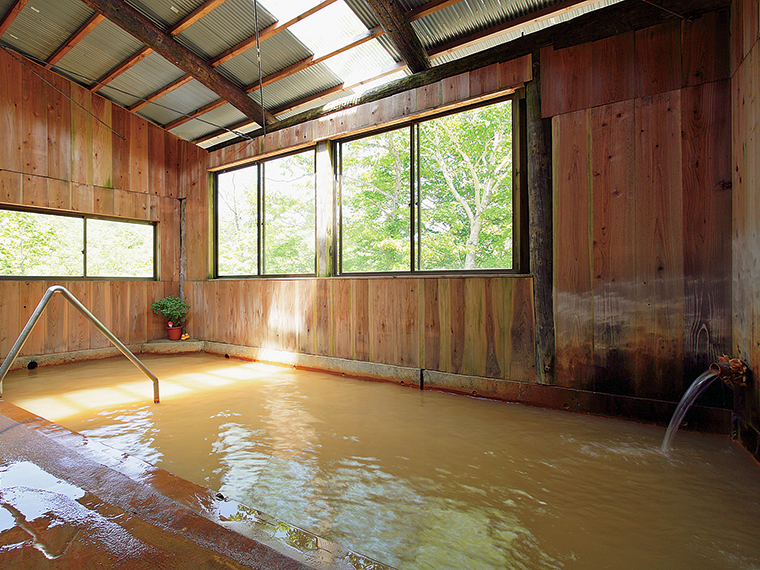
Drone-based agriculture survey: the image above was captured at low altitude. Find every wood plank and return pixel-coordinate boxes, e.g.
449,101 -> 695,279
333,279 -> 351,359
468,63 -> 499,98
553,109 -> 594,389
509,277 -> 536,382
498,53 -> 532,89
463,277 -> 487,377
590,100 -> 637,396
129,282 -> 148,344
591,31 -> 634,107
395,278 -> 418,368
682,9 -> 730,87
634,20 -> 682,98
315,279 -> 332,356
540,42 -> 592,117
129,113 -> 148,193
46,71 -> 72,182
633,91 -> 684,400
66,281 -> 89,351
449,277 -> 465,374
92,95 -> 113,188
89,281 -> 112,349
148,126 -> 166,196
681,81 -> 732,381
0,282 -> 20,359
71,85 -> 93,185
483,277 -> 503,379
19,281 -> 46,356
22,175 -> 47,207
0,49 -> 22,171
352,278 -> 369,361
370,279 -> 393,365
423,278 -> 441,371
112,106 -> 130,190
47,179 -> 71,210
436,278 -> 451,373
0,170 -> 23,203
22,64 -> 48,177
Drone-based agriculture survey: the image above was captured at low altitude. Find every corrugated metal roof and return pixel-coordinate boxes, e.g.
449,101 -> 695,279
126,0 -> 209,29
2,0 -> 93,62
175,0 -> 278,60
169,102 -> 251,142
138,79 -> 221,125
55,18 -> 145,87
97,52 -> 186,109
261,64 -> 343,110
216,29 -> 314,86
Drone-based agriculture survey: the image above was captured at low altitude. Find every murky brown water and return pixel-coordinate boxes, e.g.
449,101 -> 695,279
4,353 -> 760,570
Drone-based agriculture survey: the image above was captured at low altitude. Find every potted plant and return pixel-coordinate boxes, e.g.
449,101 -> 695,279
151,296 -> 190,340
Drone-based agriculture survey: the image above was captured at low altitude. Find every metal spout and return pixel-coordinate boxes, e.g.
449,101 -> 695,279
709,355 -> 748,387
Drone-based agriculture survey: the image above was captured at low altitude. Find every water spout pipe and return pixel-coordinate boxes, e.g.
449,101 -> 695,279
709,357 -> 748,387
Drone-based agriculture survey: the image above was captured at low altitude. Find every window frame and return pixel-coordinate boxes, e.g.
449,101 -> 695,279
337,94 -> 523,276
0,204 -> 158,281
213,147 -> 318,279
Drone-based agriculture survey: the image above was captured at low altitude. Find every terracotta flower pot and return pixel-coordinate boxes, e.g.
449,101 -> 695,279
167,325 -> 182,340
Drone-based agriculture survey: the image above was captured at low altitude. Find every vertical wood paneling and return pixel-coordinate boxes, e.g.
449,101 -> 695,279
47,72 -> 71,182
149,127 -> 166,196
540,43 -> 592,117
45,282 -> 68,355
22,66 -> 48,177
333,279 -> 351,359
352,279 -> 369,361
681,81 -> 732,380
634,91 -> 684,399
297,279 -> 315,354
89,281 -> 111,349
423,278 -> 440,371
129,113 -> 148,193
71,85 -> 93,185
0,171 -> 22,203
553,109 -> 594,389
509,277 -> 535,382
682,10 -> 730,87
0,282 -> 20,358
19,281 -> 46,356
0,53 -> 22,171
395,279 -> 418,368
112,106 -> 130,191
92,96 -> 113,188
449,278 -> 465,374
592,32 -> 635,107
463,278 -> 487,377
591,100 -> 636,395
315,279 -> 331,356
635,20 -> 682,98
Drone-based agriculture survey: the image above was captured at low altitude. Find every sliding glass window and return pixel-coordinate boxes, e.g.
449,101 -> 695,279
215,148 -> 316,277
340,97 -> 514,273
0,208 -> 155,278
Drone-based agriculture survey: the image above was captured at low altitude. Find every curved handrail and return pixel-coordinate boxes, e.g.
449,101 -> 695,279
0,285 -> 159,403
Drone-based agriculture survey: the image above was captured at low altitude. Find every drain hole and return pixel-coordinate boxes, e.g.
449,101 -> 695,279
27,361 -> 38,370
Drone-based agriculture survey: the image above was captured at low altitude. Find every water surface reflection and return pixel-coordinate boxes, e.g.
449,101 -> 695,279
4,354 -> 760,570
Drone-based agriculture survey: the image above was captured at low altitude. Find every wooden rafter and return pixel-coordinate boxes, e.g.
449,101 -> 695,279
0,0 -> 28,37
80,0 -> 275,125
131,0 -> 340,113
364,0 -> 431,73
91,0 -> 227,92
45,13 -> 105,69
162,26 -> 383,131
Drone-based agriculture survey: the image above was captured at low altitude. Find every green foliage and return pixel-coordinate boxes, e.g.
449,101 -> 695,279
341,99 -> 513,272
150,296 -> 190,326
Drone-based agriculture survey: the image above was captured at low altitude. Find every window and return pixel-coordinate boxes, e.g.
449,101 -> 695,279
215,149 -> 316,277
340,98 -> 514,273
0,208 -> 155,278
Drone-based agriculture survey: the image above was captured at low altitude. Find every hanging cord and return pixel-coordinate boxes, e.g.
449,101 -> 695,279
252,0 -> 267,135
0,42 -> 257,142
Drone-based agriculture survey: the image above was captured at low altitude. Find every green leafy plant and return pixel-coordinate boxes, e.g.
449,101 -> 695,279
150,296 -> 190,327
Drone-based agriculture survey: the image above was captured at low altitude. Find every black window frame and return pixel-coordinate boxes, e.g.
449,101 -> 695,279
213,147 -> 318,278
337,94 -> 523,276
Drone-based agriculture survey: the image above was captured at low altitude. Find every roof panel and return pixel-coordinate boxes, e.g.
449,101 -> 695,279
126,0 -> 209,29
97,52 -> 185,108
175,0 -> 278,60
138,79 -> 221,125
261,63 -> 343,111
216,29 -> 314,87
2,0 -> 94,63
56,18 -> 146,87
170,102 -> 252,142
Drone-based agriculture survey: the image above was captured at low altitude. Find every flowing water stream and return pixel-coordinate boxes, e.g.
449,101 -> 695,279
4,353 -> 760,570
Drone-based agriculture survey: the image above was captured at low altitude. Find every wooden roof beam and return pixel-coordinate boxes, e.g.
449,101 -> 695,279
80,0 -> 275,125
90,0 -> 226,92
364,0 -> 431,73
45,13 -> 105,69
0,0 -> 28,37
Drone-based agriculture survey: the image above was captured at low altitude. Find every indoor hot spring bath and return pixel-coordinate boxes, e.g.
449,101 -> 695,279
3,353 -> 760,570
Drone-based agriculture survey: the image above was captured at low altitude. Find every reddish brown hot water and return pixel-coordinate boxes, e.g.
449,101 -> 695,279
4,354 -> 760,569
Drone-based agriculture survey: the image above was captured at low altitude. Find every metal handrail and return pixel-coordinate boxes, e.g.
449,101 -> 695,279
0,285 -> 159,403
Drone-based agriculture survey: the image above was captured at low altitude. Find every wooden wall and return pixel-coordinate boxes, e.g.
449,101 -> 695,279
187,56 -> 538,383
0,49 -> 206,358
185,277 -> 536,381
543,11 -> 733,401
731,0 -> 760,448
